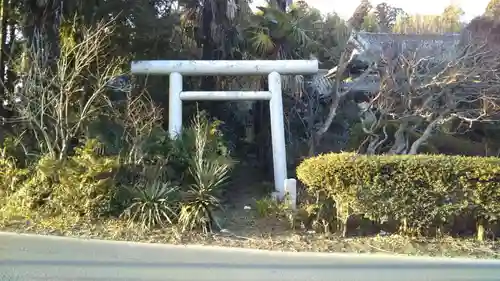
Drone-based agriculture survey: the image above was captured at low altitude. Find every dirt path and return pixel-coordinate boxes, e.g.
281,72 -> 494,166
215,163 -> 292,238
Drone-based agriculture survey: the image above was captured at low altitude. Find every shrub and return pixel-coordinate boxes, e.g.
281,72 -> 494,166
296,153 -> 369,236
119,112 -> 233,232
0,138 -> 29,199
3,139 -> 119,218
1,111 -> 233,234
0,154 -> 27,199
177,112 -> 232,233
122,179 -> 180,230
49,139 -> 119,218
297,152 -> 500,240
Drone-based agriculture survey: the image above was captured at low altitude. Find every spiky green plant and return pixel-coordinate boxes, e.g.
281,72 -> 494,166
177,112 -> 232,233
122,180 -> 180,230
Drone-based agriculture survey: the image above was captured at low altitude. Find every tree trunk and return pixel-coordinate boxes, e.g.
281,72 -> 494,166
387,122 -> 407,154
0,0 -> 8,102
5,15 -> 15,94
252,78 -> 272,179
22,0 -> 61,72
476,217 -> 486,242
408,117 -> 442,155
199,2 -> 216,92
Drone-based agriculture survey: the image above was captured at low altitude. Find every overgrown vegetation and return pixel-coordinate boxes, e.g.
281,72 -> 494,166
0,111 -> 233,233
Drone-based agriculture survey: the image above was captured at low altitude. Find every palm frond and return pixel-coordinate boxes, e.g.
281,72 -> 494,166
249,29 -> 275,55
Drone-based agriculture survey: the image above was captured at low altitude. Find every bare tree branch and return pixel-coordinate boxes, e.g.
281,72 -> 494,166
5,19 -> 127,159
363,35 -> 500,154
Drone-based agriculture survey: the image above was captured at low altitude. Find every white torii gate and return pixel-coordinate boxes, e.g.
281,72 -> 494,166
131,60 -> 318,205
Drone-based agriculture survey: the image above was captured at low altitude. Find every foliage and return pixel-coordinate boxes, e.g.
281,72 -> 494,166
246,4 -> 318,59
177,112 -> 233,233
485,0 -> 500,18
1,139 -> 118,219
5,20 -> 126,160
392,5 -> 464,34
362,2 -> 406,32
0,138 -> 28,198
122,179 -> 180,230
0,111 -> 233,233
116,112 -> 233,232
297,152 -> 500,240
142,111 -> 233,187
255,196 -> 288,218
49,140 -> 119,218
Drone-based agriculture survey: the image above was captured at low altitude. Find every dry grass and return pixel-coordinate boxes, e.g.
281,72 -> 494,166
1,205 -> 498,259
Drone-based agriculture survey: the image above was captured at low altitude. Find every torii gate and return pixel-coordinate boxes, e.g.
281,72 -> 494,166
131,60 -> 318,207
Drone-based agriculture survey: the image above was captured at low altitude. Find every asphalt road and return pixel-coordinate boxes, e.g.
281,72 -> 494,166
1,232 -> 500,281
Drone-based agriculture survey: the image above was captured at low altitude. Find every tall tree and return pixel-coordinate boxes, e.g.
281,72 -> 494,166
485,0 -> 500,18
361,12 -> 379,32
348,0 -> 372,30
248,0 -> 310,176
0,0 -> 20,118
441,4 -> 464,33
0,0 -> 9,101
393,13 -> 460,34
373,2 -> 404,32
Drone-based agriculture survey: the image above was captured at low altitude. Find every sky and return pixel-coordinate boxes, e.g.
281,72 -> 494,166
252,0 -> 491,21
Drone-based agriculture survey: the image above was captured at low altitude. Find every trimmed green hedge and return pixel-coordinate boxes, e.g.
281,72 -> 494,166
296,153 -> 500,240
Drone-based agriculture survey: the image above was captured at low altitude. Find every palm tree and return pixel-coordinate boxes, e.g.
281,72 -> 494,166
245,0 -> 322,167
179,0 -> 250,89
177,0 -> 250,123
246,1 -> 318,61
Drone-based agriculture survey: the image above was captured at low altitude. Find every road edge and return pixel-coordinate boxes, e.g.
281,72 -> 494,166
1,230 -> 500,264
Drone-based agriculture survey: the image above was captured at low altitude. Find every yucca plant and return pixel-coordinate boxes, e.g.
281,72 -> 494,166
178,113 -> 232,233
122,180 -> 180,230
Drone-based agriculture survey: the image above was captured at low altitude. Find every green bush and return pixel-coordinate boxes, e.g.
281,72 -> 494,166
49,140 -> 119,217
121,178 -> 180,230
4,139 -> 119,218
297,153 -> 500,240
0,138 -> 29,199
0,154 -> 27,199
119,112 -> 233,232
1,112 -> 233,233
